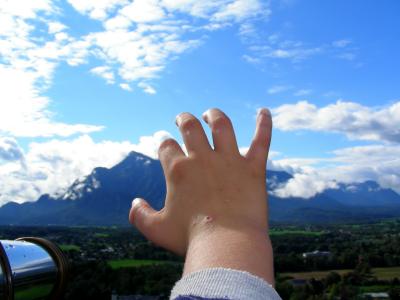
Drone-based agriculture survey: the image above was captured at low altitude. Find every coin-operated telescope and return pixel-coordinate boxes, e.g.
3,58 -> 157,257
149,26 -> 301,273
0,238 -> 69,300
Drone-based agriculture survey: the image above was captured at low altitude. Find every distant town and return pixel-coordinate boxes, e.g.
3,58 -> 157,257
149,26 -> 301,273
1,219 -> 399,299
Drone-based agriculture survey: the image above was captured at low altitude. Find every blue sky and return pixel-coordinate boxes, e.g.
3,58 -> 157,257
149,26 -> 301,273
0,0 -> 399,204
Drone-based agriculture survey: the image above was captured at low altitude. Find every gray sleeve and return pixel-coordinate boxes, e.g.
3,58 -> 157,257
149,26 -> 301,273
170,267 -> 282,300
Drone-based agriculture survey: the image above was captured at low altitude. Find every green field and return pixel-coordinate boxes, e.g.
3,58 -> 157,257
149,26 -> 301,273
282,266 -> 400,280
107,259 -> 170,269
59,244 -> 81,251
359,285 -> 391,293
373,267 -> 400,280
14,283 -> 53,299
270,229 -> 324,236
94,232 -> 110,238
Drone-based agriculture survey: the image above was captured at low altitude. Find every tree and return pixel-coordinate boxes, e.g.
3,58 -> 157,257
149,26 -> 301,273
325,272 -> 341,287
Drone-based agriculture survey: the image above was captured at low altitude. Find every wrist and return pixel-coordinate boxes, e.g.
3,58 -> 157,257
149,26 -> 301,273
183,223 -> 274,285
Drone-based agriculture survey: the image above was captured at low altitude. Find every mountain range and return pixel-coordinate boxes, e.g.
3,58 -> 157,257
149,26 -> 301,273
1,151 -> 400,225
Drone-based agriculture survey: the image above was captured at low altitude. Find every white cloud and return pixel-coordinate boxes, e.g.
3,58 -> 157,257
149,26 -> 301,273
242,54 -> 262,64
3,0 -> 270,96
243,33 -> 357,65
104,15 -> 131,30
120,0 -> 165,23
272,171 -> 338,199
119,83 -> 132,91
0,66 -> 103,138
138,81 -> 156,94
0,2 -> 103,138
270,157 -> 322,172
0,137 -> 24,162
86,27 -> 200,88
66,0 -> 128,20
332,144 -> 400,165
133,130 -> 172,158
160,0 -> 268,20
267,85 -> 291,94
273,100 -> 400,143
0,131 -> 173,206
293,89 -> 312,96
267,47 -> 322,60
268,151 -> 282,159
0,0 -> 53,19
239,23 -> 258,41
239,147 -> 249,156
85,24 -> 190,89
48,22 -> 68,34
247,38 -> 323,62
337,53 -> 356,61
212,0 -> 267,22
90,66 -> 115,84
328,144 -> 400,193
269,144 -> 400,198
332,39 -> 352,48
65,0 -> 268,92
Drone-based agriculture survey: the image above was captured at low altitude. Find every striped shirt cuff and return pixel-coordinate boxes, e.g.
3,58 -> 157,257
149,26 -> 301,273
170,267 -> 282,300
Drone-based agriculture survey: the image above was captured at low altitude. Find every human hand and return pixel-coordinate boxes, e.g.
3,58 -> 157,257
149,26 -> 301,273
129,108 -> 274,283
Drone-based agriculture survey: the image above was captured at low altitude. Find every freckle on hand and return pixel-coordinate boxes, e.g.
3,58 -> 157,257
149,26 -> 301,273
205,215 -> 213,223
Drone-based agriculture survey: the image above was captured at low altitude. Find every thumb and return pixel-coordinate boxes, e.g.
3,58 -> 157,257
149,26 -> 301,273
129,198 -> 164,244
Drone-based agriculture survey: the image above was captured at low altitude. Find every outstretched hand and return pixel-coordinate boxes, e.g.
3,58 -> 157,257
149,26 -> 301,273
129,108 -> 274,284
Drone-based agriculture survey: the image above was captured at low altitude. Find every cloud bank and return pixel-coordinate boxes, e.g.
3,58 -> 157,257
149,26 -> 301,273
273,100 -> 400,143
0,131 -> 172,206
0,0 -> 269,138
265,100 -> 400,198
269,144 -> 400,198
64,0 -> 269,93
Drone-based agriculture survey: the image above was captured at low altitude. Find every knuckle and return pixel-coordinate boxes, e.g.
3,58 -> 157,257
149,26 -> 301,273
212,115 -> 231,130
143,214 -> 157,231
158,138 -> 177,152
250,161 -> 266,178
180,117 -> 199,132
169,157 -> 187,182
169,157 -> 186,172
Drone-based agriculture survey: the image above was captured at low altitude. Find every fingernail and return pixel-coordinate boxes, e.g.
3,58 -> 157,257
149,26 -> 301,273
258,108 -> 271,117
257,109 -> 272,128
175,114 -> 182,126
132,198 -> 142,209
202,110 -> 209,123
